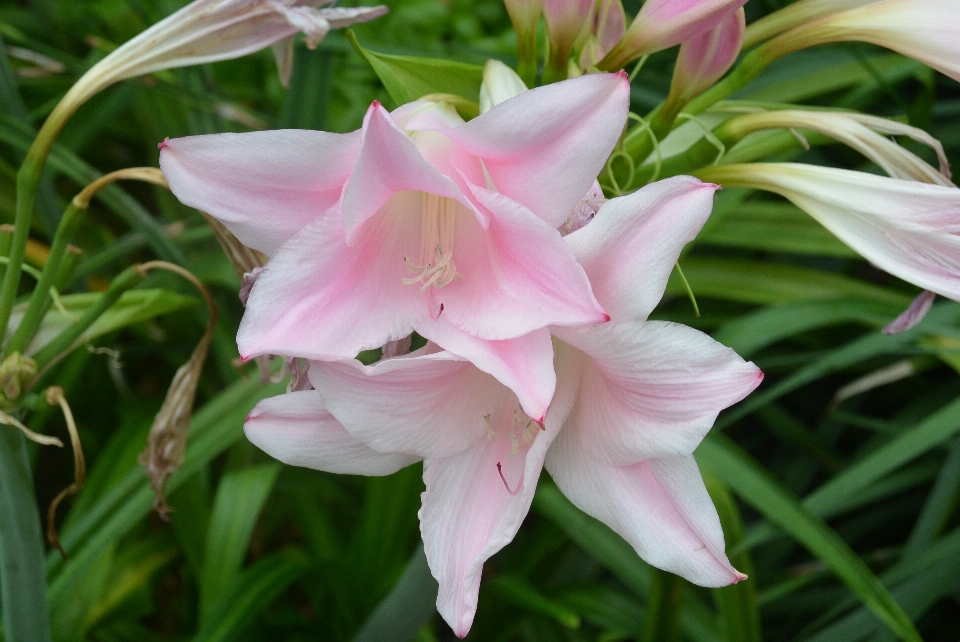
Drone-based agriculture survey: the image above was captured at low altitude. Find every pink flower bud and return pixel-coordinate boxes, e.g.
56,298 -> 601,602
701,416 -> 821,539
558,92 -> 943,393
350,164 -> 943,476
601,0 -> 747,70
669,8 -> 744,103
542,0 -> 596,68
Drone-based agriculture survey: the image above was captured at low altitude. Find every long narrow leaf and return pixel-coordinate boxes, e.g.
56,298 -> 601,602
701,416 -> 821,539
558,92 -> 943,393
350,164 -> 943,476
696,435 -> 922,642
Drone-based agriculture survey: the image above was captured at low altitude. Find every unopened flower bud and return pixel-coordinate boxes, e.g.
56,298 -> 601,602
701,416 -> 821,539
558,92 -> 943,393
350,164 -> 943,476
543,0 -> 596,71
668,8 -> 744,104
600,0 -> 747,70
479,60 -> 528,114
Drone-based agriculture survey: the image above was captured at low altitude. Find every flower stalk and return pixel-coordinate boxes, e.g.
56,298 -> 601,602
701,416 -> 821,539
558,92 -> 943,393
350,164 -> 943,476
5,169 -> 168,357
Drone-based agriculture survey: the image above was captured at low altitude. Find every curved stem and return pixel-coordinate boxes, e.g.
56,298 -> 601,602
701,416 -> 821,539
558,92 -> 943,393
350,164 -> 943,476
32,265 -> 144,370
5,169 -> 167,356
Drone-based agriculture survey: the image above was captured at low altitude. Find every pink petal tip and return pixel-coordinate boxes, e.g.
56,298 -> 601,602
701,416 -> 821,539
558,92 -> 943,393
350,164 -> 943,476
615,69 -> 629,80
157,137 -> 170,149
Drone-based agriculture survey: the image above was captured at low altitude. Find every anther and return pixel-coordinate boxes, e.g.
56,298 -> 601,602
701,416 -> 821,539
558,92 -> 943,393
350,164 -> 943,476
508,433 -> 519,457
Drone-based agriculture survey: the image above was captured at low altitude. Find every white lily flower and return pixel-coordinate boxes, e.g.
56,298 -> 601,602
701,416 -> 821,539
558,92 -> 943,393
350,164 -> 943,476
701,163 -> 960,302
767,0 -> 960,84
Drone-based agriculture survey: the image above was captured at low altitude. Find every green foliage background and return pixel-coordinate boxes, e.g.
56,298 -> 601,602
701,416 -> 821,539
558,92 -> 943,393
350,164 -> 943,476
0,0 -> 959,640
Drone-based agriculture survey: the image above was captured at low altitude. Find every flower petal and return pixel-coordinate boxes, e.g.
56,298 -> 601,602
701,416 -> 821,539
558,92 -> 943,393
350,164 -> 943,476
710,163 -> 960,301
160,129 -> 359,256
565,176 -> 718,322
440,183 -> 609,338
341,102 -> 476,245
310,351 -> 508,459
443,73 -> 630,228
422,349 -> 580,636
545,446 -> 745,587
245,390 -> 419,475
418,320 -> 556,423
237,198 -> 426,360
553,321 -> 762,464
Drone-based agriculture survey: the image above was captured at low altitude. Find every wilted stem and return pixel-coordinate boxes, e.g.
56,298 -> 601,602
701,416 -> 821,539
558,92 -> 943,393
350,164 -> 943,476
44,386 -> 85,559
136,261 -> 217,517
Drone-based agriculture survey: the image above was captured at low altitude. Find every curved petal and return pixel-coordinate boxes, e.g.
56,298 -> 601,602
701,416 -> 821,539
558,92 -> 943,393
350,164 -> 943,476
237,199 -> 427,360
715,163 -> 960,301
418,320 -> 556,423
439,184 -> 608,339
245,391 -> 419,475
422,348 -> 580,636
565,176 -> 718,322
341,102 -> 476,245
545,445 -> 745,587
553,321 -> 762,465
160,129 -> 358,256
444,73 -> 630,228
310,352 -> 509,459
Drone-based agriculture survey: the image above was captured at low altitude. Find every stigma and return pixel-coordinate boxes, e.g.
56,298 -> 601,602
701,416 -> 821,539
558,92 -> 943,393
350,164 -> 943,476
402,192 -> 463,289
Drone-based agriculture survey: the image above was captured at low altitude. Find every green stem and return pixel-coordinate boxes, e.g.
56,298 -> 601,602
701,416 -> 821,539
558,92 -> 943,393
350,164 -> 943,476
54,245 -> 83,291
0,224 -> 13,287
541,46 -> 569,85
6,202 -> 85,355
32,265 -> 144,369
643,568 -> 685,642
1,95 -> 85,351
0,427 -> 53,642
516,29 -> 539,87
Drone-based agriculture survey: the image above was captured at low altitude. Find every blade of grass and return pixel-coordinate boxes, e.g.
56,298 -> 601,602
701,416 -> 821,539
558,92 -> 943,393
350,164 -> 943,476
696,435 -> 922,642
0,428 -> 53,642
353,544 -> 438,642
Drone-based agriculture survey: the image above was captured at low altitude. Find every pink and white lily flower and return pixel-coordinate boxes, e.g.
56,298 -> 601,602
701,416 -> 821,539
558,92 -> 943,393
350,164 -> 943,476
161,72 -> 630,420
244,176 -> 763,636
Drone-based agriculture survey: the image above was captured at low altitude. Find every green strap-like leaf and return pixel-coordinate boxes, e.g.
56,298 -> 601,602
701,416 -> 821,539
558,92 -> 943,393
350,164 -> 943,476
696,435 -> 922,642
0,429 -> 53,642
199,463 -> 281,625
353,544 -> 438,642
347,31 -> 483,110
194,550 -> 310,642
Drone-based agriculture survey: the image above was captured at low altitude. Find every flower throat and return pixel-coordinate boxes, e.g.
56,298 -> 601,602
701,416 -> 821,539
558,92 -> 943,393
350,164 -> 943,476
403,193 -> 463,290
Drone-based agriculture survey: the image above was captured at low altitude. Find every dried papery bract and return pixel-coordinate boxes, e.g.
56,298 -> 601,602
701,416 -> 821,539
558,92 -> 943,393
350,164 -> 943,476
137,262 -> 218,518
202,212 -> 268,280
0,352 -> 37,410
668,8 -> 744,106
45,386 -> 84,558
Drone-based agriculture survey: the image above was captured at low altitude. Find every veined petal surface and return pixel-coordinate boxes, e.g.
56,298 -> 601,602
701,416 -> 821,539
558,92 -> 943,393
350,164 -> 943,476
444,73 -> 630,228
245,390 -> 419,475
553,321 -> 762,465
160,129 -> 359,255
565,176 -> 718,322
